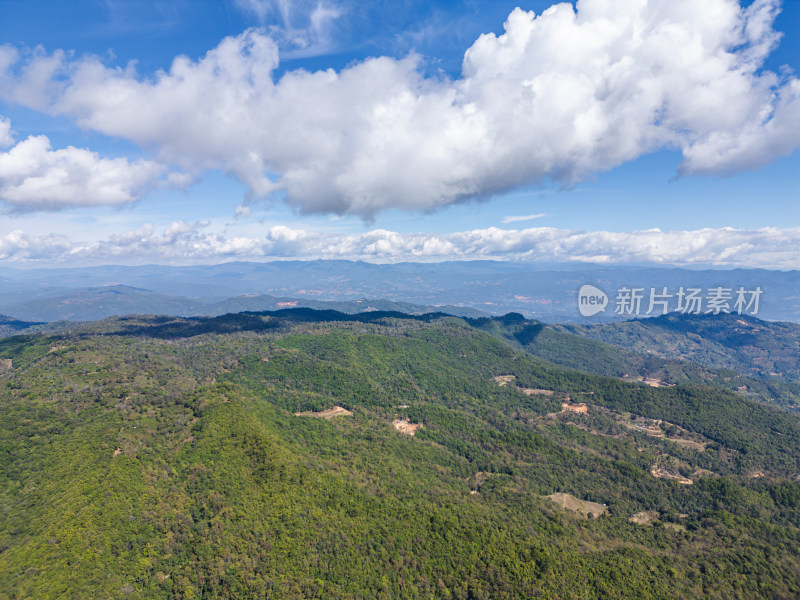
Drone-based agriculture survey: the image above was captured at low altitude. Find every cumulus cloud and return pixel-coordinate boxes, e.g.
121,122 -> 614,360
0,125 -> 184,211
1,0 -> 798,217
0,229 -> 72,261
1,222 -> 797,268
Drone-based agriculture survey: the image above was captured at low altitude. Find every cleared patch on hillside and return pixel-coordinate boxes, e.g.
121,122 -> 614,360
494,375 -> 565,405
294,406 -> 353,419
545,493 -> 607,519
629,511 -> 660,526
493,375 -> 516,386
650,466 -> 693,485
393,419 -> 423,435
617,412 -> 708,451
519,388 -> 555,396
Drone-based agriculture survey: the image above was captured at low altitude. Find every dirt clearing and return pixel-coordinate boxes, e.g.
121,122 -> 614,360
545,493 -> 607,518
294,406 -> 353,419
519,388 -> 555,396
651,466 -> 693,485
393,419 -> 423,435
629,511 -> 660,525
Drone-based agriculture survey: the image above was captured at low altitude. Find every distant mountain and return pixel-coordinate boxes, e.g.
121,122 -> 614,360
0,314 -> 43,337
1,261 -> 798,322
556,312 -> 800,382
0,285 -> 488,323
0,285 -> 210,322
205,295 -> 488,319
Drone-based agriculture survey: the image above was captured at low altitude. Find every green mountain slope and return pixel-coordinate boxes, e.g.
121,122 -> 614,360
468,313 -> 800,411
559,313 -> 800,381
2,310 -> 800,599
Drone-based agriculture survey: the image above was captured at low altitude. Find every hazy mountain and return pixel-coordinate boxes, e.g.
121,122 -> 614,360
1,261 -> 798,323
0,284 -> 488,323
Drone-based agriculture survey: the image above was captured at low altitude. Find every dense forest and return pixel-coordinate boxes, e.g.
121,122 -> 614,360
1,309 -> 800,599
470,312 -> 800,412
558,312 -> 800,382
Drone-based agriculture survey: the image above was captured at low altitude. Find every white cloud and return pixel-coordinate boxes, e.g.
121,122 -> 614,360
501,213 -> 548,224
0,125 -> 184,211
0,229 -> 72,261
0,116 -> 13,147
1,222 -> 798,268
1,0 -> 798,217
234,0 -> 344,57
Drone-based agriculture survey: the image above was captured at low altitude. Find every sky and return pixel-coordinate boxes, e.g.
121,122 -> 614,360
0,0 -> 798,268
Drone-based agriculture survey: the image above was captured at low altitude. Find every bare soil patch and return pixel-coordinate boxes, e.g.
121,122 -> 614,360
493,375 -> 516,386
671,438 -> 707,451
545,493 -> 607,519
620,414 -> 706,450
643,378 -> 675,388
629,510 -> 660,526
519,388 -> 555,396
294,406 -> 353,419
393,419 -> 422,435
621,375 -> 675,388
650,466 -> 693,485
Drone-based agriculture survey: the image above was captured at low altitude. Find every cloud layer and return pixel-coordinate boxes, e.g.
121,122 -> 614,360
0,0 -> 798,217
2,222 -> 797,268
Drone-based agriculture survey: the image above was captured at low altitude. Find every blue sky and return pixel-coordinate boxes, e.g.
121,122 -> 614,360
0,0 -> 798,267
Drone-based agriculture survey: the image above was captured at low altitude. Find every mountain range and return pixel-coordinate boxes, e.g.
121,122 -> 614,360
1,261 -> 798,322
2,308 -> 800,598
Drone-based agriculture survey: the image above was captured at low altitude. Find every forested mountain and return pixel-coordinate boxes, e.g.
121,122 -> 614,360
0,315 -> 43,338
2,309 -> 800,599
559,313 -> 800,381
470,312 -> 800,412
